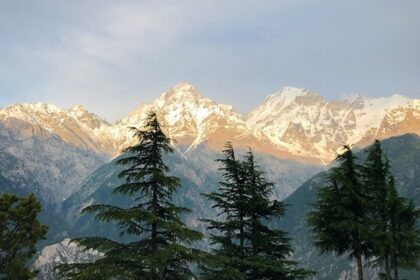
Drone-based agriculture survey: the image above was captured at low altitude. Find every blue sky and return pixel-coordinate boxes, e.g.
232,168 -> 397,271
1,0 -> 419,121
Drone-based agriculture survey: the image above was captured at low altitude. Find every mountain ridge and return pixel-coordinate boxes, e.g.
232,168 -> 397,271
1,82 -> 418,164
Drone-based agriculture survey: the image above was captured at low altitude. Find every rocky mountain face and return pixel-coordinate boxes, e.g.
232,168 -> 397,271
1,82 -> 418,204
33,238 -> 102,280
108,82 -> 314,162
0,104 -> 108,203
109,83 -> 420,164
247,87 -> 415,162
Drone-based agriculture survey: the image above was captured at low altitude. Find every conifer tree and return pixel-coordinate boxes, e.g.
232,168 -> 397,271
59,111 -> 203,280
202,144 -> 310,280
241,149 -> 310,280
362,140 -> 420,279
361,140 -> 392,279
0,193 -> 48,279
386,175 -> 420,280
307,146 -> 372,280
200,142 -> 247,279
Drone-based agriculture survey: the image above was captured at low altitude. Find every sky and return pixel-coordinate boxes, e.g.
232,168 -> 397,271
0,0 -> 419,122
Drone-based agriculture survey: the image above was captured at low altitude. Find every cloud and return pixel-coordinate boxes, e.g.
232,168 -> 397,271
6,2 -> 195,120
0,0 -> 419,121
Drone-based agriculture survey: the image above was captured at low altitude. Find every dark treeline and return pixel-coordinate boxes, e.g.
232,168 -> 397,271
1,112 -> 419,279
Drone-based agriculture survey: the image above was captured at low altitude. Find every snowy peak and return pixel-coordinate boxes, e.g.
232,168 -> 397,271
174,80 -> 197,91
66,104 -> 110,130
265,87 -> 323,108
113,82 -> 252,153
159,82 -> 201,104
1,83 -> 418,164
165,81 -> 201,98
0,102 -> 111,153
247,87 -> 324,124
268,86 -> 321,101
354,94 -> 409,111
0,102 -> 107,128
0,103 -> 61,121
247,87 -> 418,162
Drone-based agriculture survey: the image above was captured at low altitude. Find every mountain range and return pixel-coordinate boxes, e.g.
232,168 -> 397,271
1,82 -> 419,202
0,82 -> 419,279
3,83 -> 419,161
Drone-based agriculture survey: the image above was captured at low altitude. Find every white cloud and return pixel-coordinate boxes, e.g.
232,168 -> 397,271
1,0 -> 419,121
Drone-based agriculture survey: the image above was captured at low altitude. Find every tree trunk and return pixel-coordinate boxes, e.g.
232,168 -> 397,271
393,254 -> 399,280
393,266 -> 398,280
152,184 -> 158,250
356,253 -> 364,280
251,219 -> 258,280
239,213 -> 244,256
384,253 -> 391,280
151,179 -> 158,280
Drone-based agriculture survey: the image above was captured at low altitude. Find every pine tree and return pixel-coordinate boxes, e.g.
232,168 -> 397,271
59,111 -> 203,280
200,142 -> 247,279
361,140 -> 392,279
362,140 -> 420,279
240,149 -> 310,280
387,175 -> 420,280
307,145 -> 372,280
202,144 -> 310,280
0,193 -> 48,279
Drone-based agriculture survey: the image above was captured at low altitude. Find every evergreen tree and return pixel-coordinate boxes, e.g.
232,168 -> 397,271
59,111 -> 203,280
307,146 -> 372,280
200,142 -> 247,279
362,140 -> 420,279
202,144 -> 310,280
361,140 -> 392,279
241,149 -> 310,280
387,175 -> 420,280
0,193 -> 48,279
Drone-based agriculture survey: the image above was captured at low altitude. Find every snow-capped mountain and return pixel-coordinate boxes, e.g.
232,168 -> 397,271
0,82 -> 419,203
247,87 -> 414,162
109,81 -> 255,154
112,83 -> 418,163
0,104 -> 107,203
109,82 -> 304,162
0,103 -> 111,154
364,100 -> 420,144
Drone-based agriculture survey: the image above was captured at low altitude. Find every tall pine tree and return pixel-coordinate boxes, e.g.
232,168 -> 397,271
362,140 -> 420,279
200,142 -> 246,279
241,149 -> 310,280
387,175 -> 420,280
361,140 -> 392,279
59,111 -> 203,280
202,144 -> 310,280
0,193 -> 48,279
307,146 -> 372,280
